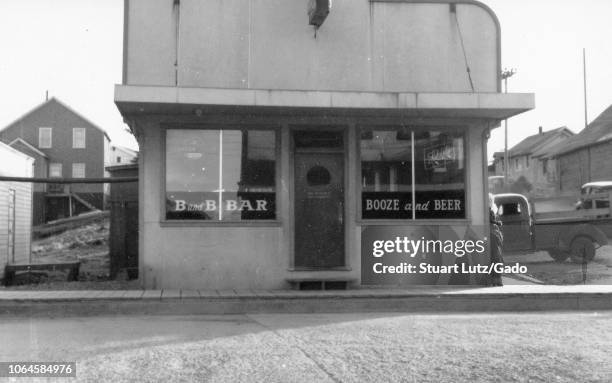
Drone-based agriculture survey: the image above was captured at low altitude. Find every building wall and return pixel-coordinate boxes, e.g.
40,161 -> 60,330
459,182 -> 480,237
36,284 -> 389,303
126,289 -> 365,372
0,100 -> 107,199
137,117 -> 488,289
8,140 -> 49,189
8,141 -> 49,224
110,146 -> 138,165
139,122 -> 285,289
0,145 -> 33,279
124,0 -> 502,289
589,140 -> 612,182
493,156 -> 503,175
493,130 -> 573,196
125,0 -> 499,93
559,140 -> 612,194
531,157 -> 559,198
559,149 -> 589,194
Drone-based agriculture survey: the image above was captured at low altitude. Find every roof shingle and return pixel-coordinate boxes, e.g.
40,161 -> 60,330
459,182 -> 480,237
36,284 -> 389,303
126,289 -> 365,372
553,105 -> 612,157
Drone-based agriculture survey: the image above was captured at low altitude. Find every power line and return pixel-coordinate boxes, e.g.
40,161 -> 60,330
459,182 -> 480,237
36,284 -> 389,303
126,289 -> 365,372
0,176 -> 137,184
452,7 -> 475,92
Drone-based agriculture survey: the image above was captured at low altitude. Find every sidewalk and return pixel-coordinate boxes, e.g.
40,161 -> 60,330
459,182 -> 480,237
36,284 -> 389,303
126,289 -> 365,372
2,278 -> 612,316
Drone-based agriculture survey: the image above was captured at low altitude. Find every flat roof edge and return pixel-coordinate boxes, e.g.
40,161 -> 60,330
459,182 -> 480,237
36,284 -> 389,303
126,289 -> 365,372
114,85 -> 534,116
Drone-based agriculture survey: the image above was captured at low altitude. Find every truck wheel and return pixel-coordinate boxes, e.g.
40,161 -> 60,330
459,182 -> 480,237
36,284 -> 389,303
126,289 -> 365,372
547,249 -> 569,262
569,236 -> 596,264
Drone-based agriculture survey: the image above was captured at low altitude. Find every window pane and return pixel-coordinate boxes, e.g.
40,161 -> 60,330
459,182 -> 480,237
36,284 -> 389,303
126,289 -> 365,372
72,163 -> 85,178
413,130 -> 465,219
49,163 -> 62,177
360,129 -> 412,219
73,128 -> 86,148
222,130 -> 276,221
165,129 -> 276,221
39,128 -> 52,148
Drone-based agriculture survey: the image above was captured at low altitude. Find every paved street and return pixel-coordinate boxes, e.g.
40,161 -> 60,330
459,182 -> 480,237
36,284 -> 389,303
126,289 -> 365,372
2,312 -> 612,382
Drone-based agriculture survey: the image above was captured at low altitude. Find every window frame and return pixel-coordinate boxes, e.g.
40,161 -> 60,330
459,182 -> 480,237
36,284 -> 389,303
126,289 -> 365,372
72,163 -> 86,178
72,127 -> 86,149
38,127 -> 52,148
49,163 -> 62,178
356,125 -> 469,223
161,124 -> 282,226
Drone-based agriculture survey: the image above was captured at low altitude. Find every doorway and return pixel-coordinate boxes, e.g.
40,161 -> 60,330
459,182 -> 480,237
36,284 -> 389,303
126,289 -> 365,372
293,131 -> 345,268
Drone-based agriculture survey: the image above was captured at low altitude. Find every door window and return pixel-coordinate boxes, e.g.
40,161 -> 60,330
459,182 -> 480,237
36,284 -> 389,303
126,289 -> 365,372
306,166 -> 331,186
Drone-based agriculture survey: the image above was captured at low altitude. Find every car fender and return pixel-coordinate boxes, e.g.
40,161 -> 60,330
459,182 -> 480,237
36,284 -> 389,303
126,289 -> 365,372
558,224 -> 608,251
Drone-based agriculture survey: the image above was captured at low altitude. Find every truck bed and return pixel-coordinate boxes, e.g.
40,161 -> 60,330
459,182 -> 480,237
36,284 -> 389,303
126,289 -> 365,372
535,208 -> 611,224
533,209 -> 612,250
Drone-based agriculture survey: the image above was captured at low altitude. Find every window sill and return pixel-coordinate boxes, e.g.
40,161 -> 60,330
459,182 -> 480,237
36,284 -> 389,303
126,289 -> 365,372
356,219 -> 471,226
159,220 -> 282,228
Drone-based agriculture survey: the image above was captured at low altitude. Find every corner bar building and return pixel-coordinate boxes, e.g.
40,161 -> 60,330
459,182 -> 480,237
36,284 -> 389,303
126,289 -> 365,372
115,0 -> 534,289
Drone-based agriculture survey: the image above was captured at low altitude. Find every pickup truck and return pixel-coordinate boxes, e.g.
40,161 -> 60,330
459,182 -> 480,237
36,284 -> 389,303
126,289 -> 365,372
492,193 -> 612,263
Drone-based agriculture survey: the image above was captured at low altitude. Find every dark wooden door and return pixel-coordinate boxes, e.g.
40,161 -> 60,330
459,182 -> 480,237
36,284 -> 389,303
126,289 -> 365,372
294,153 -> 344,268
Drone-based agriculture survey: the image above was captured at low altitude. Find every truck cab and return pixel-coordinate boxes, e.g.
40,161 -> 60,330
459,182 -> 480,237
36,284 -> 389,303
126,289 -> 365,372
492,193 -> 533,252
576,181 -> 612,210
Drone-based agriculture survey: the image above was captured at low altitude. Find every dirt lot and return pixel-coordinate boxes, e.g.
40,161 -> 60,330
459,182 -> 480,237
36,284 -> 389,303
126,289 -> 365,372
32,218 -> 110,278
506,245 -> 612,285
3,218 -> 140,290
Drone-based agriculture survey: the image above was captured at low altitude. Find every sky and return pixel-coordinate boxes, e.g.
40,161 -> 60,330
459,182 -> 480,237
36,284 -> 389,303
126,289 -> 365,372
483,0 -> 612,160
0,0 -> 611,157
0,0 -> 131,148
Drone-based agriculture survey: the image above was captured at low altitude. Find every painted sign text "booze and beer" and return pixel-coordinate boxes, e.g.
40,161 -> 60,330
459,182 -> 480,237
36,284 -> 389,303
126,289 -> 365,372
364,199 -> 462,211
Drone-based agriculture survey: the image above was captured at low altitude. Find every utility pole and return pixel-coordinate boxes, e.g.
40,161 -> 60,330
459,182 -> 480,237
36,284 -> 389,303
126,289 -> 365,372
583,48 -> 588,130
501,68 -> 516,186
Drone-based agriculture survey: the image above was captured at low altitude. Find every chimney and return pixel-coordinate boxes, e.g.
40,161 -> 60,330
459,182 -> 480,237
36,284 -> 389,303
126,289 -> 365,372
539,126 -> 543,134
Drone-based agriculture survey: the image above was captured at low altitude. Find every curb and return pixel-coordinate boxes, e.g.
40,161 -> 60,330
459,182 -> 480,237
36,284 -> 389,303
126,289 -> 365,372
1,290 -> 612,316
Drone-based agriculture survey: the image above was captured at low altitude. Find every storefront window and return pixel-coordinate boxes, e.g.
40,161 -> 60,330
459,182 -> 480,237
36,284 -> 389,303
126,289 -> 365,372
360,128 -> 465,219
165,129 -> 276,221
413,130 -> 465,219
361,129 -> 413,219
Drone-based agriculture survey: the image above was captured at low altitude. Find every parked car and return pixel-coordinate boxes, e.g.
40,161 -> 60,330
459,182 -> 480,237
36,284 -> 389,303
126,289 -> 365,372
576,181 -> 612,210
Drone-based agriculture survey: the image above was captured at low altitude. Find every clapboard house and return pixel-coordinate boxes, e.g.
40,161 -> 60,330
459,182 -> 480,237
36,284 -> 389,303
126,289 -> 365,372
0,142 -> 34,280
0,98 -> 110,224
493,126 -> 574,197
110,144 -> 138,165
553,105 -> 612,194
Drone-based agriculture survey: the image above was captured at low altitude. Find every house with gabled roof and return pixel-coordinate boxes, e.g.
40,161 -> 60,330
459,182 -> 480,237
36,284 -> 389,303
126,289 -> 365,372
109,144 -> 138,165
493,126 -> 574,197
0,97 -> 111,224
551,105 -> 612,194
0,141 -> 34,278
